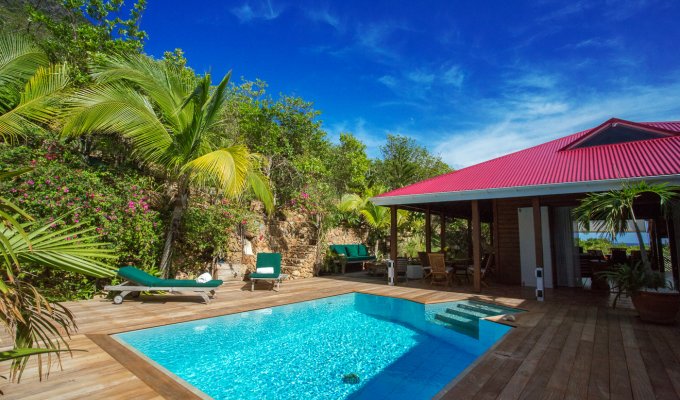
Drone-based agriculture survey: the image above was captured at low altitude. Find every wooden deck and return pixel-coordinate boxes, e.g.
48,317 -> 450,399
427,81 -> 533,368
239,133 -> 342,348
2,274 -> 679,399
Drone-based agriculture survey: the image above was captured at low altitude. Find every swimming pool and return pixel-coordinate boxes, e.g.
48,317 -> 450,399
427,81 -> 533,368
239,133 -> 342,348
116,293 -> 516,399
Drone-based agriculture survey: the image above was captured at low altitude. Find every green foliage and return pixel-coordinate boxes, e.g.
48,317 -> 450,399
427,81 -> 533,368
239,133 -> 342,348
574,181 -> 678,272
329,133 -> 370,195
24,0 -> 148,84
0,33 -> 71,141
0,142 -> 163,298
371,134 -> 451,190
178,199 -> 258,273
0,166 -> 115,382
599,262 -> 669,308
232,80 -> 333,205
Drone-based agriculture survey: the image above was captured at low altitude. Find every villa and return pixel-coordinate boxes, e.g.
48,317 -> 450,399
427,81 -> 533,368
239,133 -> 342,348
373,117 -> 680,293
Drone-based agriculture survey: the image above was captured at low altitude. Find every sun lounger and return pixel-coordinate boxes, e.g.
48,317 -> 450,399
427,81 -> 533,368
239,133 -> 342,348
104,266 -> 223,304
250,253 -> 288,291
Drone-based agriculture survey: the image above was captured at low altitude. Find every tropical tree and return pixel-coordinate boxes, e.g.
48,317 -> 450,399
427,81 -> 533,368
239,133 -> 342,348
0,169 -> 115,381
338,189 -> 407,256
61,54 -> 274,276
573,182 -> 678,273
0,33 -> 71,142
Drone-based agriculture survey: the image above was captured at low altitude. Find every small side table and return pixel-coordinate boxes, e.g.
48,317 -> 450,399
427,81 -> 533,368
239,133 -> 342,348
406,264 -> 424,279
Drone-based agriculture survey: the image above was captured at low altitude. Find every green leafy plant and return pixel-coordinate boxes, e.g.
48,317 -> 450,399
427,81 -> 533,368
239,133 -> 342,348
0,169 -> 115,382
61,53 -> 274,277
598,261 -> 667,308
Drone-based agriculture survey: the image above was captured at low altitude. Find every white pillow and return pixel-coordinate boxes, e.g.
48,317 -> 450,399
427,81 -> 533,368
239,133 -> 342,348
256,267 -> 275,274
196,272 -> 212,283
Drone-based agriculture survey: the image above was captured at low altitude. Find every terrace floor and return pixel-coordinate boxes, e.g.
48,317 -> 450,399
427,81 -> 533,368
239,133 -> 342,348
2,274 -> 680,399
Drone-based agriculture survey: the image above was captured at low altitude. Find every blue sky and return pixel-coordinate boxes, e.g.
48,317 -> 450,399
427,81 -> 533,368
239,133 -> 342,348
140,0 -> 680,168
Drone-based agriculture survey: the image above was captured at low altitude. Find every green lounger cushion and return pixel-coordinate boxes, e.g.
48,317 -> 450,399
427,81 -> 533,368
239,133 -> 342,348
117,266 -> 223,288
357,244 -> 369,256
346,245 -> 360,258
330,245 -> 348,256
251,252 -> 282,279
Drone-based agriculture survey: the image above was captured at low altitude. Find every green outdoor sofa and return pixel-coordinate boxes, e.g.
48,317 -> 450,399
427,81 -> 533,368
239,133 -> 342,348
329,244 -> 376,273
104,266 -> 223,304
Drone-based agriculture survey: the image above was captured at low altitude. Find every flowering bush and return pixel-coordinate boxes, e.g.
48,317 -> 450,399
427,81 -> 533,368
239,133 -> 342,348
176,198 -> 260,273
0,143 -> 165,299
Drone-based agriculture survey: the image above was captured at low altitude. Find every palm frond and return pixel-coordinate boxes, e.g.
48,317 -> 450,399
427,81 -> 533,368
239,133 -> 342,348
62,84 -> 172,162
0,63 -> 70,140
182,146 -> 251,196
0,33 -> 48,90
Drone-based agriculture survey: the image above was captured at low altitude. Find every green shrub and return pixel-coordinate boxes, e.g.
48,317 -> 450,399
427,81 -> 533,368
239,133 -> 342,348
0,142 -> 164,299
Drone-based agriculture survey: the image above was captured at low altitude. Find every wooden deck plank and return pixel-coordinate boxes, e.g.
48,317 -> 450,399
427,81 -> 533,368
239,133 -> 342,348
1,276 -> 677,400
564,306 -> 597,400
619,316 -> 656,400
587,307 -> 610,400
608,312 -> 633,400
632,321 -> 679,400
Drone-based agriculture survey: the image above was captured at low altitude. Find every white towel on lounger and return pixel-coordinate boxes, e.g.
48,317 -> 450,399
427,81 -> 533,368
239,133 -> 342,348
196,272 -> 212,283
256,267 -> 275,274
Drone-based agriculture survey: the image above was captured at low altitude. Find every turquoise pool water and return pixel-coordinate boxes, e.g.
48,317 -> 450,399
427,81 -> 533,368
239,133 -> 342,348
116,293 -> 514,399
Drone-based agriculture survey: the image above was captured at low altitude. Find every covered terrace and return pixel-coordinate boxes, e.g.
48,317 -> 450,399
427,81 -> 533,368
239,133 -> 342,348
372,118 -> 680,294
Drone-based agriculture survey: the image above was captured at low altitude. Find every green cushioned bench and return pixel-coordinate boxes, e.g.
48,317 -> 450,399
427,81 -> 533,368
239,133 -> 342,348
104,266 -> 223,304
329,244 -> 376,273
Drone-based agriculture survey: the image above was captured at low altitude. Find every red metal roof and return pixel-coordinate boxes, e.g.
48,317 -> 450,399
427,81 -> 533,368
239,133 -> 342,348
377,118 -> 680,199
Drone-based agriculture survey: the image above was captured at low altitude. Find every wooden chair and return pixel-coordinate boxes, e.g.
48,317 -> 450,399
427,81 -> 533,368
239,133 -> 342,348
395,257 -> 408,282
418,251 -> 431,279
467,253 -> 494,287
428,253 -> 449,286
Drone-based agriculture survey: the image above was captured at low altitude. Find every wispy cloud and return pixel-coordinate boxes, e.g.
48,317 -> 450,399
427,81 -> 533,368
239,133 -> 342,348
231,0 -> 282,23
304,7 -> 344,31
442,65 -> 465,88
433,78 -> 680,168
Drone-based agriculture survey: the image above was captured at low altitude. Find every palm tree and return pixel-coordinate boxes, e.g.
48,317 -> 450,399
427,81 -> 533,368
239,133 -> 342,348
573,182 -> 678,273
0,169 -> 116,381
61,54 -> 273,276
0,33 -> 70,142
338,190 -> 407,256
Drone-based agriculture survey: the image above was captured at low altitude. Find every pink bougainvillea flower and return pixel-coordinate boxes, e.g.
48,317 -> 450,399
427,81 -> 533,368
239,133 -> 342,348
45,179 -> 51,185
62,187 -> 69,193
26,180 -> 34,186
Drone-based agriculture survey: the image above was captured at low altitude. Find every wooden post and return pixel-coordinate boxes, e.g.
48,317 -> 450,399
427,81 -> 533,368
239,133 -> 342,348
472,200 -> 482,292
492,199 -> 500,282
467,218 -> 472,258
532,197 -> 544,268
425,208 -> 432,253
667,207 -> 680,287
440,213 -> 446,252
390,206 -> 398,262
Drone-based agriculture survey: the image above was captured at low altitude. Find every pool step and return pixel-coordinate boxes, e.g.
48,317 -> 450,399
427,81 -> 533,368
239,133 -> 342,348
456,302 -> 507,315
431,301 -> 513,338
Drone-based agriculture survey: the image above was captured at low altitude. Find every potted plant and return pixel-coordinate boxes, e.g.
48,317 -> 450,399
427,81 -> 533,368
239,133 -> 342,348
574,182 -> 679,324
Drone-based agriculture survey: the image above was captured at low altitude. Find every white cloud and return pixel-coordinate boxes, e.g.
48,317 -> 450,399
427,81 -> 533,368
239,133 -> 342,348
406,70 -> 435,85
433,79 -> 680,168
442,65 -> 464,87
231,1 -> 281,23
378,75 -> 397,88
305,8 -> 343,31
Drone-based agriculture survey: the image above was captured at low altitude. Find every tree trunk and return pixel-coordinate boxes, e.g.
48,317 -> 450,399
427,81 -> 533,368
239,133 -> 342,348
159,189 -> 188,278
630,209 -> 651,273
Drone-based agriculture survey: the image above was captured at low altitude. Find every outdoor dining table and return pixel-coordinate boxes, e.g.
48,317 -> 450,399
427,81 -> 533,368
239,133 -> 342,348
448,258 -> 471,284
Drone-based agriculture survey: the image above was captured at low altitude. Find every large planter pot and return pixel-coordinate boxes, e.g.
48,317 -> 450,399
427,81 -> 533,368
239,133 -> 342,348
631,290 -> 680,324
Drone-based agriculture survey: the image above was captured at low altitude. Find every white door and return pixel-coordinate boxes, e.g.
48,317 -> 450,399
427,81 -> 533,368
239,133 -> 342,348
518,207 -> 553,288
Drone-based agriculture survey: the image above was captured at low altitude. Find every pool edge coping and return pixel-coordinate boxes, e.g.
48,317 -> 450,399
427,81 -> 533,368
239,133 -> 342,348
89,290 -> 525,399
